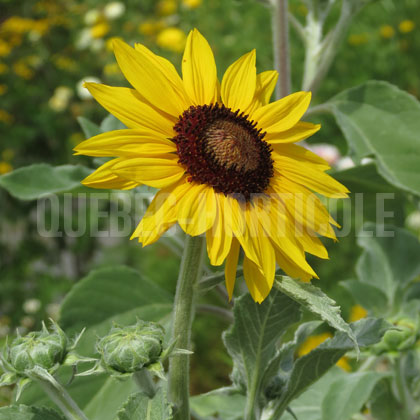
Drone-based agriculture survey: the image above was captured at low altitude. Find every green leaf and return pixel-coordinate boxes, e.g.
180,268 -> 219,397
77,116 -> 101,138
190,388 -> 245,420
116,389 -> 172,420
370,379 -> 402,420
100,114 -> 126,133
222,289 -> 301,416
279,368 -> 346,420
341,279 -> 388,315
0,405 -> 65,420
0,164 -> 92,200
327,81 -> 420,196
59,265 -> 173,356
356,223 -> 420,303
321,371 -> 388,420
332,163 -> 395,193
20,373 -> 138,420
19,266 -> 173,420
271,318 -> 390,417
275,276 -> 357,352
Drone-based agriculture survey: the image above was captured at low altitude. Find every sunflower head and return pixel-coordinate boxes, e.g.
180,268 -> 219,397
74,28 -> 348,303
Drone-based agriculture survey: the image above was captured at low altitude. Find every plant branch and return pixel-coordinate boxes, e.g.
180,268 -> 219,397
197,304 -> 233,323
271,0 -> 291,98
35,374 -> 88,420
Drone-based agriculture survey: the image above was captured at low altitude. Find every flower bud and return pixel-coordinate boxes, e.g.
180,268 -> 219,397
373,318 -> 417,354
8,322 -> 67,374
97,320 -> 164,374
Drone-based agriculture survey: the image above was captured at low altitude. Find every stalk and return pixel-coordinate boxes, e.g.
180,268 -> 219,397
168,235 -> 206,420
271,0 -> 291,99
36,376 -> 88,420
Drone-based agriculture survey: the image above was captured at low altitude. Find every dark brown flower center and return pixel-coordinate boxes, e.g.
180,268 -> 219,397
172,104 -> 273,201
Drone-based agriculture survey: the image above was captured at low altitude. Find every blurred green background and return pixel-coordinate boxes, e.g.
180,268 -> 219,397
0,0 -> 419,400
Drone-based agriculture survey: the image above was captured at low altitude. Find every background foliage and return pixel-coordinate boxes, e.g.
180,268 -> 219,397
1,0 -> 420,418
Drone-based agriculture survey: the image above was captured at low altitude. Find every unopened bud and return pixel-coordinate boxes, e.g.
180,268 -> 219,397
97,320 -> 165,374
8,322 -> 67,374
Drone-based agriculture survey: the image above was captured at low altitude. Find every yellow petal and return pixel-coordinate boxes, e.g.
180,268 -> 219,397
247,70 -> 278,114
221,50 -> 256,112
85,83 -> 175,135
225,238 -> 240,300
272,143 -> 330,169
182,29 -> 218,105
74,129 -> 177,157
132,179 -> 190,245
265,121 -> 320,143
269,179 -> 338,239
243,256 -> 272,303
111,155 -> 184,188
274,162 -> 349,198
235,203 -> 276,291
177,184 -> 217,236
81,158 -> 139,190
295,229 -> 329,259
113,39 -> 188,117
134,42 -> 187,100
252,91 -> 311,133
257,196 -> 320,273
274,246 -> 316,282
206,193 -> 233,266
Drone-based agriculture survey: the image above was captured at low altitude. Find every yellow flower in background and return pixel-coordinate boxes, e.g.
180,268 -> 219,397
0,161 -> 13,174
138,20 -> 165,36
157,0 -> 178,16
74,29 -> 348,302
53,55 -> 77,72
104,62 -> 120,76
399,20 -> 415,34
1,149 -> 14,161
380,25 -> 395,39
0,63 -> 8,75
182,0 -> 202,9
156,27 -> 187,53
12,61 -> 34,79
0,40 -> 12,57
298,333 -> 351,371
91,21 -> 110,39
0,84 -> 7,96
348,33 -> 369,46
349,304 -> 368,323
298,333 -> 332,356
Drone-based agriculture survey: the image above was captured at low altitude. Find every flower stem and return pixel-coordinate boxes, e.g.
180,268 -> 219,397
394,356 -> 413,420
36,376 -> 88,420
271,0 -> 291,99
168,235 -> 206,420
133,368 -> 156,398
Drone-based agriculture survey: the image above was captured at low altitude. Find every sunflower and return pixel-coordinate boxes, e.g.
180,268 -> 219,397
74,29 -> 348,303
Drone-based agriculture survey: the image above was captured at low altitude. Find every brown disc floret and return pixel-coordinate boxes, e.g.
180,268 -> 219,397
172,104 -> 273,201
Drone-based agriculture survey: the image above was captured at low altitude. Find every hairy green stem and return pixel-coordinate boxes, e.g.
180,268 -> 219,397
133,369 -> 156,399
168,235 -> 206,420
395,356 -> 413,420
271,0 -> 291,99
36,377 -> 88,420
302,1 -> 366,94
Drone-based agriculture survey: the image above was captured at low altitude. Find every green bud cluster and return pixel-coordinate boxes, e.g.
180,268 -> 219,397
373,317 -> 418,354
0,320 -> 90,399
8,324 -> 68,373
96,320 -> 165,374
